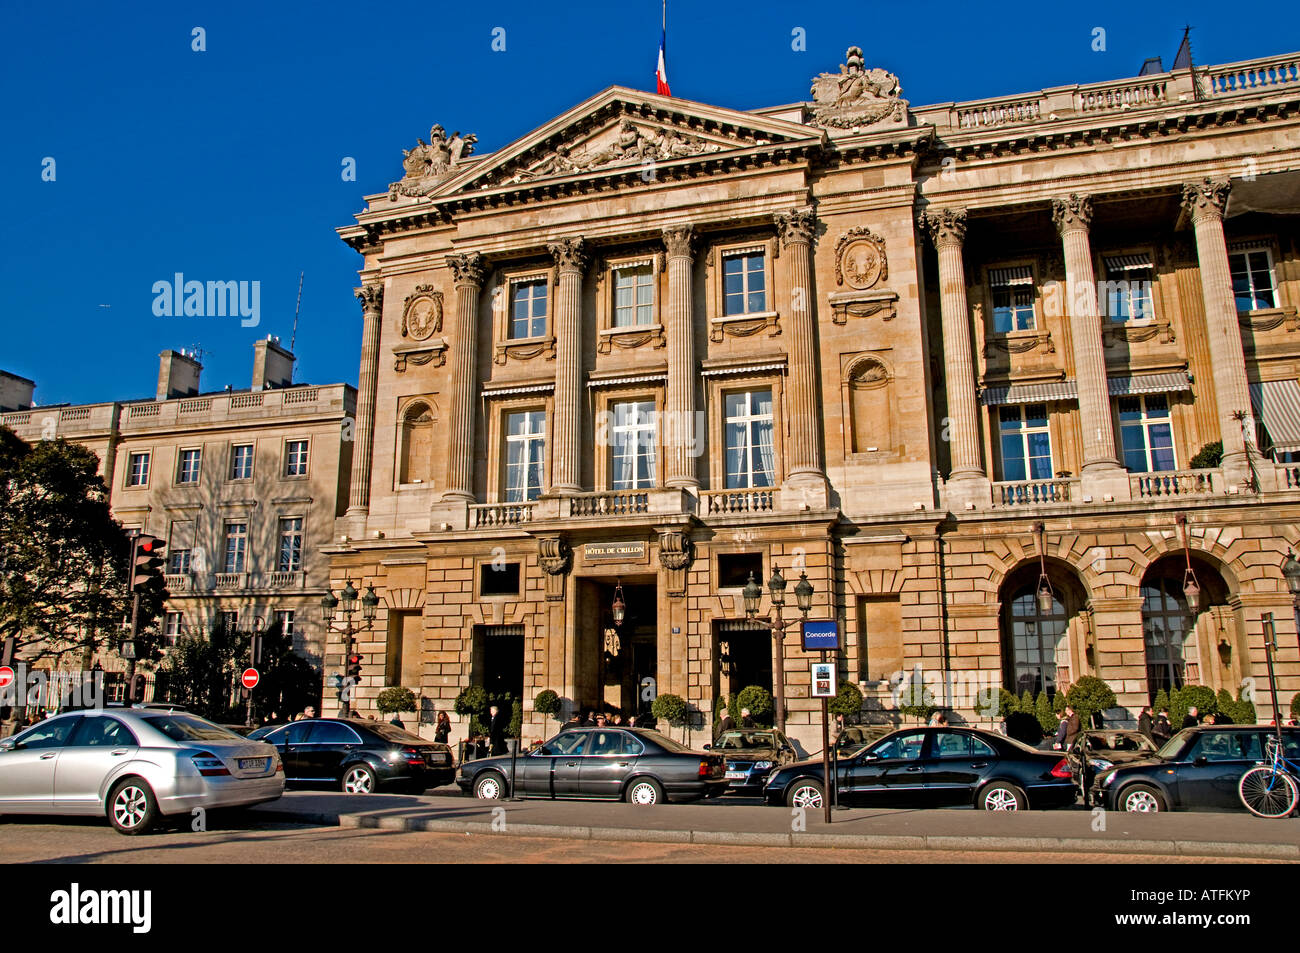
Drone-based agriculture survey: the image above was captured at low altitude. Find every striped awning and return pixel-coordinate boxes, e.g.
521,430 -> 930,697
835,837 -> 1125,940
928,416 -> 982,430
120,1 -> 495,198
481,381 -> 554,397
586,373 -> 667,389
1250,379 -> 1300,454
1103,254 -> 1153,273
988,265 -> 1033,287
980,380 -> 1077,406
1108,371 -> 1192,397
700,362 -> 786,378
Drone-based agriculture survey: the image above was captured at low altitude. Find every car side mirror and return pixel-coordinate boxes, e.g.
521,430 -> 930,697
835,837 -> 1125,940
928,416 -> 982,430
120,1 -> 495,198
861,752 -> 879,762
702,744 -> 711,750
537,746 -> 552,756
1193,756 -> 1207,767
0,739 -> 21,752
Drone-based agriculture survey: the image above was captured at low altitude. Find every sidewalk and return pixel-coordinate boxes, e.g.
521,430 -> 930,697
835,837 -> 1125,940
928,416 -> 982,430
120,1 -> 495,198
250,791 -> 1300,859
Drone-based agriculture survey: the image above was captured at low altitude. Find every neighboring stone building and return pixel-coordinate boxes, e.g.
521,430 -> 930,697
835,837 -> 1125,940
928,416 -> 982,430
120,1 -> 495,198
1,341 -> 356,690
327,47 -> 1300,750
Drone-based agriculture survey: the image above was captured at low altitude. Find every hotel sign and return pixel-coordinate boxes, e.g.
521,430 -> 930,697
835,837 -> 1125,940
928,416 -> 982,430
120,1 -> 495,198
584,541 -> 647,562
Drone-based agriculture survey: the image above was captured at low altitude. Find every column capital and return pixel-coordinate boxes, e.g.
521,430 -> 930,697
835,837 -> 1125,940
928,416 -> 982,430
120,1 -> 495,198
1181,178 -> 1232,224
919,207 -> 967,248
353,283 -> 384,316
547,236 -> 589,273
446,251 -> 487,288
662,224 -> 695,259
775,207 -> 816,247
1051,194 -> 1093,234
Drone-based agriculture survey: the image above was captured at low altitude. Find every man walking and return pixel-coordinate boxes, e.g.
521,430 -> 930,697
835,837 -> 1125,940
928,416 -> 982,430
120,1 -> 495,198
1152,707 -> 1173,744
488,703 -> 509,756
1137,705 -> 1153,741
717,707 -> 736,737
1182,705 -> 1200,730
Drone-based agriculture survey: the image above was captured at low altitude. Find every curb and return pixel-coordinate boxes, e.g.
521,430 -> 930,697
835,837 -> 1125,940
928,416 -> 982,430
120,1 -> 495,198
332,811 -> 1300,859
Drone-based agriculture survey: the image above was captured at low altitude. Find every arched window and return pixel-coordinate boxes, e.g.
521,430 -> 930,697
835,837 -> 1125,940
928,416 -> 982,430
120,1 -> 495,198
1004,585 -> 1068,698
399,402 -> 435,485
1142,577 -> 1191,697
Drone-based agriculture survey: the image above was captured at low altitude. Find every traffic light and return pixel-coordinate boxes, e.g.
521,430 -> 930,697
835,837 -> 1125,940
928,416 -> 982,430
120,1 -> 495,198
250,630 -> 264,667
346,653 -> 363,681
131,535 -> 167,592
127,673 -> 146,704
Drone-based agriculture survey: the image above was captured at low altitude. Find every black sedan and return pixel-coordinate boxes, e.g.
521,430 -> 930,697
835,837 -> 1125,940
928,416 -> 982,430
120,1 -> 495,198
763,726 -> 1077,811
1067,729 -> 1158,792
708,729 -> 797,794
251,718 -> 456,794
457,727 -> 728,804
1090,725 -> 1300,813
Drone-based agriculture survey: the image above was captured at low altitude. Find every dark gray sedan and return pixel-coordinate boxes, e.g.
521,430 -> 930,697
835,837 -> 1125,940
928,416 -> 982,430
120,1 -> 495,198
457,727 -> 728,805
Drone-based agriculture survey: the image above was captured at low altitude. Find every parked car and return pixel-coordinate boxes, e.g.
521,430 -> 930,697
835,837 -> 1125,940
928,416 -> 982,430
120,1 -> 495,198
1068,729 -> 1158,792
708,729 -> 797,794
1090,725 -> 1300,813
253,718 -> 455,794
458,727 -> 728,804
763,726 -> 1077,811
834,725 -> 894,759
0,709 -> 284,834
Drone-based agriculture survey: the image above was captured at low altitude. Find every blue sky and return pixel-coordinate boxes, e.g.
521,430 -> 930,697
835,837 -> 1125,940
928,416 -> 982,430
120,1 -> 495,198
2,0 -> 1294,406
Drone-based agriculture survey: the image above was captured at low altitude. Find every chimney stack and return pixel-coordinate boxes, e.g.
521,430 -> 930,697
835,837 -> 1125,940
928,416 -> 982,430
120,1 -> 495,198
0,371 -> 36,412
252,336 -> 295,391
157,350 -> 202,401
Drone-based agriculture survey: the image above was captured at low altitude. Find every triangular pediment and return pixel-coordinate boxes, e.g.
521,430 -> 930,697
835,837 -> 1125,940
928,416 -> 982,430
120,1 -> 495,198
394,87 -> 823,202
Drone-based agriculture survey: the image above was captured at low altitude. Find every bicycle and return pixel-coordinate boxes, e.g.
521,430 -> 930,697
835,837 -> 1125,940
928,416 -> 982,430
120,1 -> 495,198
1237,733 -> 1300,818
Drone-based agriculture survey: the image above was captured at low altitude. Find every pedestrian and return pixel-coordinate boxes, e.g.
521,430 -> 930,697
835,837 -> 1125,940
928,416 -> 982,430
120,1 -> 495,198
561,710 -> 583,730
1182,705 -> 1200,730
1152,707 -> 1173,744
594,713 -> 608,728
611,713 -> 624,726
488,704 -> 509,756
717,708 -> 736,736
929,711 -> 948,727
434,710 -> 451,744
1137,705 -> 1153,741
390,713 -> 405,729
1203,713 -> 1216,726
740,707 -> 756,729
1052,710 -> 1069,750
1063,705 -> 1082,749
584,710 -> 597,726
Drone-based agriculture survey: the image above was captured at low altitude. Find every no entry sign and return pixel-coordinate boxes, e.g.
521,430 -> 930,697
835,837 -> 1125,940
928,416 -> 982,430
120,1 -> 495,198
241,668 -> 260,690
0,666 -> 14,689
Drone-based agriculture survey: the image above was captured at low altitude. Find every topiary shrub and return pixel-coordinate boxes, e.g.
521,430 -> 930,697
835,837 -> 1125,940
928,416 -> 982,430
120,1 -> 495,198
1224,689 -> 1256,726
1152,688 -> 1171,717
534,689 -> 561,732
996,688 -> 1020,719
1019,690 -> 1035,715
376,686 -> 416,720
735,684 -> 775,727
1292,693 -> 1300,721
1066,676 -> 1118,728
828,681 -> 864,722
454,686 -> 489,737
1189,441 -> 1223,470
1170,684 -> 1217,727
651,693 -> 690,741
1216,689 -> 1236,724
1035,691 -> 1057,734
898,679 -> 937,724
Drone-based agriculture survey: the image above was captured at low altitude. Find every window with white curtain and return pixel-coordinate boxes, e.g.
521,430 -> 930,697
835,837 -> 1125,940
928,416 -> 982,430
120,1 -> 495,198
724,389 -> 774,488
610,400 -> 657,489
504,410 -> 546,502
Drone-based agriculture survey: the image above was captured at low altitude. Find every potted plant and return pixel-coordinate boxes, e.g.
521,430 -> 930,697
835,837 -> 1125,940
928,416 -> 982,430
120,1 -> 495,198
376,686 -> 417,727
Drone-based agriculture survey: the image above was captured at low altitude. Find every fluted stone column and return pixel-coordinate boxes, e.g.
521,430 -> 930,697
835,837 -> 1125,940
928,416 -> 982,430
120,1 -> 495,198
347,283 -> 383,516
663,225 -> 698,489
921,208 -> 986,499
443,252 -> 487,502
1182,179 -> 1253,484
1052,194 -> 1120,474
547,237 -> 588,495
775,208 -> 827,504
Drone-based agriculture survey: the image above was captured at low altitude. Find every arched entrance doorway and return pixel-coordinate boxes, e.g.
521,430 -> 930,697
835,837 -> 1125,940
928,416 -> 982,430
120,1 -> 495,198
999,560 -> 1089,699
1140,554 -> 1231,701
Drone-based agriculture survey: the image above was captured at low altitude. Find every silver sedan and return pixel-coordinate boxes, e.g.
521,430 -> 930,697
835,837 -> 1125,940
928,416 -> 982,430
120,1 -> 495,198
0,709 -> 285,834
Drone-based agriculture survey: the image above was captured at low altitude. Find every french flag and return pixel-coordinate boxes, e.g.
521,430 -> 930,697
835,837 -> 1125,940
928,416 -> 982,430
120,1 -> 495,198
655,4 -> 671,96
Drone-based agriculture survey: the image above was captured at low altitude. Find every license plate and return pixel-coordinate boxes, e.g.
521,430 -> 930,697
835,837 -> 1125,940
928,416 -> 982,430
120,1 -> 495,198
427,753 -> 449,764
726,770 -> 748,780
238,758 -> 268,771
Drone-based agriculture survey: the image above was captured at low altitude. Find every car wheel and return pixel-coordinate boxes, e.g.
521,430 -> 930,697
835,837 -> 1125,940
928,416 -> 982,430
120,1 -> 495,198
979,782 -> 1028,811
108,778 -> 159,835
1120,783 -> 1165,813
341,764 -> 377,795
786,779 -> 824,809
473,771 -> 507,800
625,778 -> 663,805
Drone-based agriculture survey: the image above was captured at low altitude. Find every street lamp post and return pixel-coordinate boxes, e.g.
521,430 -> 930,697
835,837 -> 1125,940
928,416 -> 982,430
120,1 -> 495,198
1260,613 -> 1285,740
244,615 -> 265,727
321,579 -> 379,718
742,568 -> 814,734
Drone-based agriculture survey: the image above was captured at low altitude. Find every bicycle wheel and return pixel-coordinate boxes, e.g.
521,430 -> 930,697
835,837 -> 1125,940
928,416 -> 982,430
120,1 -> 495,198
1238,766 -> 1299,819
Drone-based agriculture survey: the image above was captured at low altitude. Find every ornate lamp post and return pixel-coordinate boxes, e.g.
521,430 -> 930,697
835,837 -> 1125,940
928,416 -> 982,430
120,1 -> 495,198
321,579 -> 378,717
1176,514 -> 1203,614
741,567 -> 814,733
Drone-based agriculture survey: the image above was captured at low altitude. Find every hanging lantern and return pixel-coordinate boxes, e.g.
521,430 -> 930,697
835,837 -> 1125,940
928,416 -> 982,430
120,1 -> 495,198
611,581 -> 626,626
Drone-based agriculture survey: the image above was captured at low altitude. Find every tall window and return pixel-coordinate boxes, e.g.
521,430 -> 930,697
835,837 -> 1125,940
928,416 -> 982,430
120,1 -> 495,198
224,522 -> 247,573
510,279 -> 547,339
278,517 -> 303,572
504,410 -> 546,502
230,444 -> 254,480
722,251 -> 766,316
176,448 -> 201,484
1229,248 -> 1276,312
998,404 -> 1053,482
989,266 -> 1035,333
1102,256 -> 1154,323
613,264 -> 654,327
610,400 -> 657,490
724,389 -> 775,489
220,610 -> 240,633
164,611 -> 184,645
1142,576 -> 1192,698
127,452 -> 150,487
275,609 -> 296,642
168,549 -> 191,574
285,439 -> 309,476
1119,395 -> 1175,473
1005,586 -> 1067,698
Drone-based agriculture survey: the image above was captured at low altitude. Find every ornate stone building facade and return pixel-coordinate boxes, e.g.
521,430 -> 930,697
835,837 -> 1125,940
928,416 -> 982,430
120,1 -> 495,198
328,48 -> 1300,749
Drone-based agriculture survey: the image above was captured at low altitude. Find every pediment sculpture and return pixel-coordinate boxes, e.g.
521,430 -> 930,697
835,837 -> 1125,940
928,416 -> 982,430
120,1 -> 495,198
511,120 -> 721,182
390,124 -> 478,199
810,46 -> 908,129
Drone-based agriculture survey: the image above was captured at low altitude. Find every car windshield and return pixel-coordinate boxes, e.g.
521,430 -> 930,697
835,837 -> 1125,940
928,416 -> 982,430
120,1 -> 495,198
139,714 -> 244,743
1156,729 -> 1195,760
714,731 -> 776,749
367,723 -> 430,745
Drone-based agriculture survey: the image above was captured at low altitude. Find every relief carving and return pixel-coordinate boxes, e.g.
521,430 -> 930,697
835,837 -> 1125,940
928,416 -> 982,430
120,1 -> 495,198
810,46 -> 909,128
400,286 -> 443,341
835,226 -> 888,289
390,124 -> 478,200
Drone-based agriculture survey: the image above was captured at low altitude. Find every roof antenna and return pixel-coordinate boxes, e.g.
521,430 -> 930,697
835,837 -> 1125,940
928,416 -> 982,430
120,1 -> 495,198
290,271 -> 304,369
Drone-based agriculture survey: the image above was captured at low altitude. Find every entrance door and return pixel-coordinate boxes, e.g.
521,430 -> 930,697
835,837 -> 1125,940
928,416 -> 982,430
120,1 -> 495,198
717,624 -> 773,701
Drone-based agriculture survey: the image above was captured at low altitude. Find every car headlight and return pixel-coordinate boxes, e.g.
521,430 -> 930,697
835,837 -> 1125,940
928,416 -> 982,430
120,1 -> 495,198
753,761 -> 773,770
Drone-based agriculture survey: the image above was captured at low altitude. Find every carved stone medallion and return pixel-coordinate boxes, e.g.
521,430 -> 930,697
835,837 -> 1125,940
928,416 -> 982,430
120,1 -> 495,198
835,227 -> 888,289
400,286 -> 443,341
